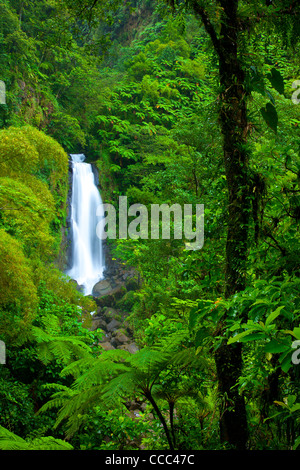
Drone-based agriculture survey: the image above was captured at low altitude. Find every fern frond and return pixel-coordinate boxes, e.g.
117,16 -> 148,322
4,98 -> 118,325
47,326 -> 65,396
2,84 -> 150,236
0,426 -> 29,450
42,383 -> 73,392
39,341 -> 207,440
59,356 -> 97,379
31,325 -> 52,343
151,329 -> 190,352
55,385 -> 105,438
72,359 -> 130,390
0,426 -> 73,450
39,351 -> 133,437
128,346 -> 170,373
97,348 -> 131,362
28,437 -> 73,450
38,385 -> 77,417
171,347 -> 209,370
32,326 -> 92,365
60,349 -> 131,380
101,370 -> 139,408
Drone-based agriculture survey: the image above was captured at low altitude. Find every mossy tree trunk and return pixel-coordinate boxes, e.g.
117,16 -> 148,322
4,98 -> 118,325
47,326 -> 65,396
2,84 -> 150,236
192,0 -> 250,449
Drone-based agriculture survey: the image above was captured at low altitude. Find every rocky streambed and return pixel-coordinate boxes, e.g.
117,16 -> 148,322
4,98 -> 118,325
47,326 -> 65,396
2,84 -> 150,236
88,249 -> 140,355
90,306 -> 139,354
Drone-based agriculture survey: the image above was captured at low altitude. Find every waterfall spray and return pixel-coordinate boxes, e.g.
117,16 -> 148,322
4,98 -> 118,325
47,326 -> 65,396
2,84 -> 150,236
67,154 -> 105,295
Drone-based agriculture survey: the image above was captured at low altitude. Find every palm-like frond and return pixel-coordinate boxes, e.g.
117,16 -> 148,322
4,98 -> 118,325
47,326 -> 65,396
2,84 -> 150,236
171,347 -> 209,370
0,425 -> 73,450
28,436 -> 73,450
38,384 -> 77,416
39,349 -> 132,437
39,338 -> 209,439
100,370 -> 141,408
70,350 -> 131,390
32,326 -> 92,365
0,425 -> 28,450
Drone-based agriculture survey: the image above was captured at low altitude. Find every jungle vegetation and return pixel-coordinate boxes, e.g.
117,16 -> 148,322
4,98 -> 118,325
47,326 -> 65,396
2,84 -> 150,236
0,0 -> 299,451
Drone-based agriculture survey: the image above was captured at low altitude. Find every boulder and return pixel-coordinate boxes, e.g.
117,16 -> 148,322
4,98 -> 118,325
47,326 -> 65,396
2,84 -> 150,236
110,337 -> 119,348
99,341 -> 115,351
106,318 -> 121,332
119,343 -> 139,354
113,285 -> 127,300
114,330 -> 130,345
92,279 -> 113,296
90,317 -> 107,332
103,307 -> 118,323
94,293 -> 115,308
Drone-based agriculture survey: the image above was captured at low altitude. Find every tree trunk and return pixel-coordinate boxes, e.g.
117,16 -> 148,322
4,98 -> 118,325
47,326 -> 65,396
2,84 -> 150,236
145,391 -> 175,450
193,0 -> 250,449
215,0 -> 249,450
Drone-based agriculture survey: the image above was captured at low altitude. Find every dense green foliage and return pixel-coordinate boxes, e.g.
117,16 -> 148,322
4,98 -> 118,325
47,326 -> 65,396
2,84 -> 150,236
0,0 -> 299,451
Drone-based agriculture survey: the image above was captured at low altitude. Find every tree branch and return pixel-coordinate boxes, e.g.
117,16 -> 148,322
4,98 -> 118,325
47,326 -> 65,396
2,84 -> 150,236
189,1 -> 222,58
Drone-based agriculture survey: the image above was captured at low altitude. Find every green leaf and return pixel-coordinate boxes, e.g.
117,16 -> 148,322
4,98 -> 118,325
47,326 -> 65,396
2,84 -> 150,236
264,339 -> 290,354
293,436 -> 300,450
260,102 -> 278,133
228,328 -> 261,344
291,327 -> 300,340
267,68 -> 285,95
279,350 -> 293,373
239,332 -> 265,342
265,89 -> 276,105
265,305 -> 285,327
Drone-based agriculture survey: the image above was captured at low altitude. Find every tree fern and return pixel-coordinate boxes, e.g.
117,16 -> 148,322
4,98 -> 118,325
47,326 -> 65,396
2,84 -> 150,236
38,340 -> 209,448
38,350 -> 131,438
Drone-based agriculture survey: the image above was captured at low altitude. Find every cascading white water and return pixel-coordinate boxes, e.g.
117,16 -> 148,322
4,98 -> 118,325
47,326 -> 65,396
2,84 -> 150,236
67,154 -> 105,295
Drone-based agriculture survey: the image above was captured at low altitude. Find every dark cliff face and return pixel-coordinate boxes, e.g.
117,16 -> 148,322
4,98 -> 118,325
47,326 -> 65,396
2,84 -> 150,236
65,157 -> 74,271
54,157 -> 73,272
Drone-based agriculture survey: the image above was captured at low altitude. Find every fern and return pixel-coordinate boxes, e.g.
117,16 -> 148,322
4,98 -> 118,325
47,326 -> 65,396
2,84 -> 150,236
31,326 -> 92,365
39,340 -> 208,448
38,350 -> 131,438
0,426 -> 73,450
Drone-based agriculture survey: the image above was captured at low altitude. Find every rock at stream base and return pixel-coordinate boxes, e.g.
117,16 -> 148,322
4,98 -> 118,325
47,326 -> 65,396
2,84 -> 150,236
113,330 -> 130,344
106,318 -> 121,332
103,307 -> 118,323
89,317 -> 107,332
92,279 -> 112,296
89,253 -> 140,356
100,341 -> 115,351
119,343 -> 139,354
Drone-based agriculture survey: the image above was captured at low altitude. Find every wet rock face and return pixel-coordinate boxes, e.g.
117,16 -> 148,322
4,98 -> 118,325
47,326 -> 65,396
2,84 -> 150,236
92,279 -> 112,296
92,243 -> 138,299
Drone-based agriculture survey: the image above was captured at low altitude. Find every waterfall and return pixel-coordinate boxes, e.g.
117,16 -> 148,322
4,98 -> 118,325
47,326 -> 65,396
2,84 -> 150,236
67,154 -> 105,295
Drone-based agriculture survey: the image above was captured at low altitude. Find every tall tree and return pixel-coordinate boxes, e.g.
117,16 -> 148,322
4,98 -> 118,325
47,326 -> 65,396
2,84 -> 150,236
169,0 -> 299,449
185,0 -> 250,450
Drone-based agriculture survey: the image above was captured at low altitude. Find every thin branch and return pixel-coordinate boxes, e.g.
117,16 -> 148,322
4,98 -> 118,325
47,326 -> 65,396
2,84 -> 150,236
190,2 -> 222,58
264,231 -> 287,256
